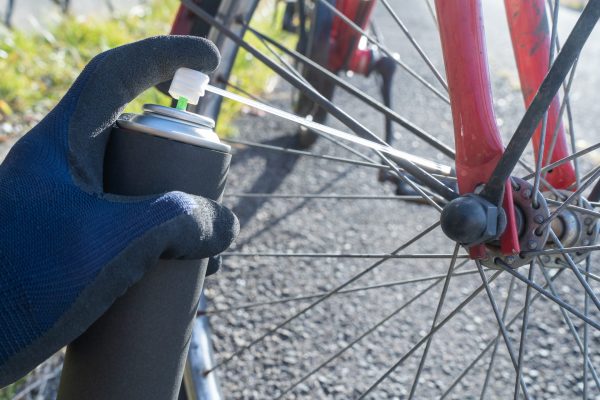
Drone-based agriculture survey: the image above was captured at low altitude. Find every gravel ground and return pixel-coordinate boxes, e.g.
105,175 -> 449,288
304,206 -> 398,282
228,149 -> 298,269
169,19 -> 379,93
2,1 -> 600,399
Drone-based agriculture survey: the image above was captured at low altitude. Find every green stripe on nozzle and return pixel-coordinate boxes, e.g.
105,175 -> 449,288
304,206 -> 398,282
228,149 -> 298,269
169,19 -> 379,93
175,96 -> 188,110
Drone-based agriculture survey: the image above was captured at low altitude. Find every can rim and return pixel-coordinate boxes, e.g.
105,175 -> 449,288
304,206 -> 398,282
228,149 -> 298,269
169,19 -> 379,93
117,117 -> 231,153
144,104 -> 216,129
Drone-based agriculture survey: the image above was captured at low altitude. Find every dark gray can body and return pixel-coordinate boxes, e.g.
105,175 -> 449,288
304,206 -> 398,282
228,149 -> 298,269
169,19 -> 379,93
58,105 -> 230,400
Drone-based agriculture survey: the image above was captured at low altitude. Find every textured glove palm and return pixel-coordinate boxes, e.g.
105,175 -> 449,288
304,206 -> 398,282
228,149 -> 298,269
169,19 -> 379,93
0,36 -> 238,387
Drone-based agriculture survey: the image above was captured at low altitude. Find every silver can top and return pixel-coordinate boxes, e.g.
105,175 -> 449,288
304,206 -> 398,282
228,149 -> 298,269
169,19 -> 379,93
144,104 -> 216,128
116,104 -> 230,153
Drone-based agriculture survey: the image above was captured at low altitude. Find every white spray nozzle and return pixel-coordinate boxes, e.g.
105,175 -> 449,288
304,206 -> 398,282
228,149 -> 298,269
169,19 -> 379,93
168,67 -> 210,106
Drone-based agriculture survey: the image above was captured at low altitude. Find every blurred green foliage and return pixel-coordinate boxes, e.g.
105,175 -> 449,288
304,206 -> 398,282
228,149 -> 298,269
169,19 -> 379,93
0,379 -> 21,400
0,0 -> 178,120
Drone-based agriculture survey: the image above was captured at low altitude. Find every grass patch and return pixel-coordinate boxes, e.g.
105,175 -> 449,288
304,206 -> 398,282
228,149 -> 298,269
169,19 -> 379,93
0,0 -> 178,122
0,378 -> 24,400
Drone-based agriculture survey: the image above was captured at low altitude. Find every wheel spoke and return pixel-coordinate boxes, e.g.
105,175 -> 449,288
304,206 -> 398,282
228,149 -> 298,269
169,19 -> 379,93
222,252 -> 465,259
480,277 -> 517,400
538,259 -> 600,390
542,58 -> 578,181
526,244 -> 600,257
408,244 -> 460,399
481,0 -> 600,205
244,24 -> 456,158
565,78 -> 582,190
224,138 -> 386,169
569,165 -> 600,191
532,116 -> 550,207
225,193 -> 426,200
315,0 -> 451,103
548,230 -> 600,314
521,142 -> 600,181
274,274 -> 445,399
584,256 -> 592,400
229,134 -> 450,206
546,0 -> 582,188
199,264 -> 482,316
425,0 -> 437,25
537,168 -> 600,231
441,269 -> 564,399
217,77 -> 266,102
224,136 -> 444,199
255,33 -> 309,85
356,270 -> 503,399
514,263 -> 535,400
379,0 -> 448,91
544,199 -> 600,219
205,221 -> 442,374
377,151 -> 450,210
496,259 -> 600,329
532,0 -> 561,207
477,262 -> 531,399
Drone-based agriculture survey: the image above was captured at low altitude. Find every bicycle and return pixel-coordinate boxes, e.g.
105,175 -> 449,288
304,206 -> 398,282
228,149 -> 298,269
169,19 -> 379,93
171,1 -> 600,397
8,0 -> 600,398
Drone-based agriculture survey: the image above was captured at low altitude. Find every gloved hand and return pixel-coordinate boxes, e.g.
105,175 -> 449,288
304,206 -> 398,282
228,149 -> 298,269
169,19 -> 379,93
0,36 -> 239,387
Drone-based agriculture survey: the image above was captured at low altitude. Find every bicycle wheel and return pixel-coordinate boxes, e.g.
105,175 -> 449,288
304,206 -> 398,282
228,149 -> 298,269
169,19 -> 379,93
180,0 -> 600,398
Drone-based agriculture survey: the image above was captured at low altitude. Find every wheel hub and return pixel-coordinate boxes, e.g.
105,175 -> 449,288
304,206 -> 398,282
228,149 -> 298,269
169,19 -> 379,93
540,190 -> 600,267
440,177 -> 551,268
479,177 -> 550,268
441,179 -> 600,268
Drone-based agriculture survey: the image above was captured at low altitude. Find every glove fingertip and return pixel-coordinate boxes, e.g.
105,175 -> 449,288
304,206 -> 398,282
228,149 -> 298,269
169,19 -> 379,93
146,192 -> 238,260
206,256 -> 222,276
193,196 -> 239,257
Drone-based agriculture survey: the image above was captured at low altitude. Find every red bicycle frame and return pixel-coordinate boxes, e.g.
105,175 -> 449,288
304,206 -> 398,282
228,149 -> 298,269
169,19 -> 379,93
323,0 -> 575,257
436,0 -> 575,257
327,0 -> 377,74
504,0 -> 576,189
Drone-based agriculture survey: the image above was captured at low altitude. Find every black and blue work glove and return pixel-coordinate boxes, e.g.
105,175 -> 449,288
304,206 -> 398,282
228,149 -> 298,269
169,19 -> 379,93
0,36 -> 239,387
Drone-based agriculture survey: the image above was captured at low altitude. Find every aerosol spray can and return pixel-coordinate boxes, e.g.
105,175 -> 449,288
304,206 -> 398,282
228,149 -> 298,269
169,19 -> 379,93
58,69 -> 230,400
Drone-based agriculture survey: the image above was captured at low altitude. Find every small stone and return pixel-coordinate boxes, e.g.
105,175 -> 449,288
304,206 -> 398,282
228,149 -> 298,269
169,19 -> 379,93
283,356 -> 297,365
527,369 -> 540,378
537,349 -> 550,357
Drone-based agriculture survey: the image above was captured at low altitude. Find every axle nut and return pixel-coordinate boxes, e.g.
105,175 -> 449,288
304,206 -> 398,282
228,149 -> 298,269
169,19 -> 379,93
441,194 -> 502,245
